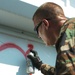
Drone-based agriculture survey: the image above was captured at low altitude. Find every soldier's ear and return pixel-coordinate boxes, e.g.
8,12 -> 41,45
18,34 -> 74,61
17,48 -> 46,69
42,19 -> 50,29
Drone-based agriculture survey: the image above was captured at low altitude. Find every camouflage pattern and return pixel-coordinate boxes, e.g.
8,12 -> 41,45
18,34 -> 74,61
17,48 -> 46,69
40,18 -> 75,75
41,64 -> 54,75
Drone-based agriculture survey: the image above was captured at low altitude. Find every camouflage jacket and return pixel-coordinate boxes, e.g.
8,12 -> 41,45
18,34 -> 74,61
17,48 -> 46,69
40,18 -> 75,75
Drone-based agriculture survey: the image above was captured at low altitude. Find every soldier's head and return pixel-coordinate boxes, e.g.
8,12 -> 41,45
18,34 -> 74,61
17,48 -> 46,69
33,2 -> 66,46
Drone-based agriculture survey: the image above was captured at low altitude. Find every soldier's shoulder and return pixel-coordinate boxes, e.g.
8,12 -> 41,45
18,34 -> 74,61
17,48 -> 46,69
64,18 -> 75,25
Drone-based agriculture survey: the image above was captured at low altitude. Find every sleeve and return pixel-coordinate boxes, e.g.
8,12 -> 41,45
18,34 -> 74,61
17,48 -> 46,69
40,64 -> 55,75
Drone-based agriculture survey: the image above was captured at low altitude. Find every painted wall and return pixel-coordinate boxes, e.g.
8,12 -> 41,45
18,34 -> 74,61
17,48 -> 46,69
0,28 -> 56,75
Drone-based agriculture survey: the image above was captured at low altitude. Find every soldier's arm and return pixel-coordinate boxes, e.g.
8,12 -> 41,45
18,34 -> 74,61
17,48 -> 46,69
40,64 -> 55,75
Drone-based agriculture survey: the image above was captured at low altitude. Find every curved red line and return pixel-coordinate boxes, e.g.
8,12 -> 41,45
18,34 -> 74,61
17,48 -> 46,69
0,43 -> 34,58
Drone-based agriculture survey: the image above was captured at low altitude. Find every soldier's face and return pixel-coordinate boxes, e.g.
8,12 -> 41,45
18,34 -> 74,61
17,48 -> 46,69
33,18 -> 58,46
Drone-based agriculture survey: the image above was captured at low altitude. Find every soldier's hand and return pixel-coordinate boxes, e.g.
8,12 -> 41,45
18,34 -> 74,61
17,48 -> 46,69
27,50 -> 43,70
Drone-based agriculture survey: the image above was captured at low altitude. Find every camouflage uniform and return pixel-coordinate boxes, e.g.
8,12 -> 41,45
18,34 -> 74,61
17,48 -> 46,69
40,18 -> 75,75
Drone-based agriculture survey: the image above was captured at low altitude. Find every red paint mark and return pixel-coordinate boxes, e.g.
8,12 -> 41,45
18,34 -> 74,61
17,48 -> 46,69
29,73 -> 32,75
25,44 -> 33,58
0,42 -> 34,58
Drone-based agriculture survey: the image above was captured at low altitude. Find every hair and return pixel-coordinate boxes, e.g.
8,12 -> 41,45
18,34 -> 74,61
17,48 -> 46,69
32,2 -> 65,22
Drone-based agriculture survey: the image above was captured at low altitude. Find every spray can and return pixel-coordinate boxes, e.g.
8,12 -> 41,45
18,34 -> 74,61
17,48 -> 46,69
26,52 -> 35,74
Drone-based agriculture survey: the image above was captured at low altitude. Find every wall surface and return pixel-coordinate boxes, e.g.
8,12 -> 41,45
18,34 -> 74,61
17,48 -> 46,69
0,27 -> 56,75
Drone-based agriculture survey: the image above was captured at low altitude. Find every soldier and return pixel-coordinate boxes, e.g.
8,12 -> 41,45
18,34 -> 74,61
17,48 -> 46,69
27,2 -> 75,75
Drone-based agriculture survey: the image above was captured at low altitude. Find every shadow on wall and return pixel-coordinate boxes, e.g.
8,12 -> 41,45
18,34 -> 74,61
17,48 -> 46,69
0,0 -> 75,18
0,0 -> 38,19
